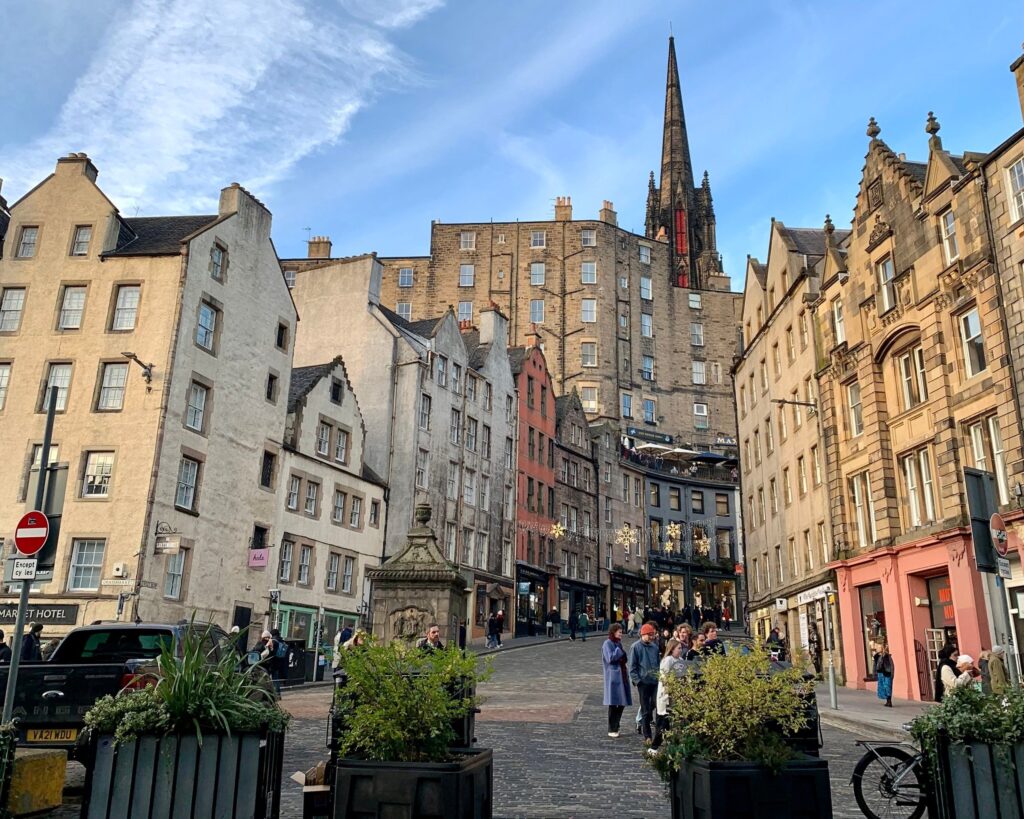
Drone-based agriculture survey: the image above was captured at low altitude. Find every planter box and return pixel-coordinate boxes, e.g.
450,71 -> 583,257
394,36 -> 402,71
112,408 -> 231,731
333,747 -> 492,819
670,755 -> 832,819
83,730 -> 284,819
932,736 -> 1024,819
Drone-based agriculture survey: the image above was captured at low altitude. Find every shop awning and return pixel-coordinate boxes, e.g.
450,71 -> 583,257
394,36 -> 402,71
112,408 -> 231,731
691,452 -> 730,463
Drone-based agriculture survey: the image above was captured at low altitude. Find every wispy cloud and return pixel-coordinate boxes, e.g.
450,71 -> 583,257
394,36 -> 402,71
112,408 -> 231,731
339,0 -> 444,29
1,0 -> 441,214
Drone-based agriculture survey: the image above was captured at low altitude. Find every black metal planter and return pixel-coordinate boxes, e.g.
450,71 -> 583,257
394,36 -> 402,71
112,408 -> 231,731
670,755 -> 832,819
932,735 -> 1024,819
333,748 -> 493,819
82,729 -> 285,819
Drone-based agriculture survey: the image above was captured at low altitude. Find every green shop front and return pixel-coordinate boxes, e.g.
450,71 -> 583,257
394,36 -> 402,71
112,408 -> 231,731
274,601 -> 360,683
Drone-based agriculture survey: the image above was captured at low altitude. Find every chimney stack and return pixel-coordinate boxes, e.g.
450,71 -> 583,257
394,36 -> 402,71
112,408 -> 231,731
554,196 -> 573,221
1012,46 -> 1024,123
55,152 -> 99,183
218,182 -> 272,239
307,235 -> 332,259
599,200 -> 617,226
478,304 -> 508,347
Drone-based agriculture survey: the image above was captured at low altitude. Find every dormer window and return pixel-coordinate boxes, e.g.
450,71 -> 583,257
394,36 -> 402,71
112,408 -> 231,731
877,257 -> 896,313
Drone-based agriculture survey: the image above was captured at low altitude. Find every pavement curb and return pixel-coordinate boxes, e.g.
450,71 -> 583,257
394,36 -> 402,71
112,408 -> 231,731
818,711 -> 910,742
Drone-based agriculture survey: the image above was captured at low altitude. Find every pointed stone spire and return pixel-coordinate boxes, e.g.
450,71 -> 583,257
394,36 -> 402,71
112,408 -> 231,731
644,171 -> 658,237
658,35 -> 695,217
867,117 -> 881,139
925,111 -> 942,150
823,213 -> 835,248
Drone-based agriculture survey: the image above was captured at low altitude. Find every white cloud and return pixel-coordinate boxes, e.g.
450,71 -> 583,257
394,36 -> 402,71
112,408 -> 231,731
1,0 -> 439,214
339,0 -> 444,28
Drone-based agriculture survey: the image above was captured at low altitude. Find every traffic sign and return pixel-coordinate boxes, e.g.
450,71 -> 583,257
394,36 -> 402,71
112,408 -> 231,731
990,513 -> 1009,558
11,559 -> 36,581
997,556 -> 1012,579
13,511 -> 49,556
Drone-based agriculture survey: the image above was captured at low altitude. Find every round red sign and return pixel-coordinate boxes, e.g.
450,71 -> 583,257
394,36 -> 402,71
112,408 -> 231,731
990,512 -> 1009,558
14,510 -> 49,556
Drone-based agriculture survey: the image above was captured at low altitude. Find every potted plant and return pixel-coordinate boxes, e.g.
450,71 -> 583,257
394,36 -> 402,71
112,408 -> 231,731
81,625 -> 288,819
331,638 -> 492,819
649,648 -> 832,819
909,684 -> 1024,818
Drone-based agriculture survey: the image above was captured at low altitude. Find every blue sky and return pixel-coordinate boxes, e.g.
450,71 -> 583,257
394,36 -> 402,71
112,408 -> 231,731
2,1 -> 1022,288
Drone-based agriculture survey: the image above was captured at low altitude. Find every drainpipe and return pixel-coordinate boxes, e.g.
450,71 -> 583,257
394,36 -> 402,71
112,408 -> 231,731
132,241 -> 190,622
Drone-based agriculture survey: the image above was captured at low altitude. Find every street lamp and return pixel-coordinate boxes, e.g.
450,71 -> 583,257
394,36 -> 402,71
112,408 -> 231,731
121,351 -> 154,385
771,397 -> 839,711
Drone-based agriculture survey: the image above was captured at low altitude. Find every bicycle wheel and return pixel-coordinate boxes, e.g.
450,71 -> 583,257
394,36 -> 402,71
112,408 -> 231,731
852,746 -> 926,819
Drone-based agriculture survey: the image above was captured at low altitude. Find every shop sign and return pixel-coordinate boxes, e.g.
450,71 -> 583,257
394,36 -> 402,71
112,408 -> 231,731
154,534 -> 181,554
517,582 -> 530,595
0,604 -> 79,625
248,548 -> 269,569
775,598 -> 788,611
625,427 -> 673,445
796,583 -> 834,606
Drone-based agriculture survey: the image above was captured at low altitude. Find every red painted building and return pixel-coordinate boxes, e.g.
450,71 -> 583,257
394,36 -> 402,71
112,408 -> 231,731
508,343 -> 558,636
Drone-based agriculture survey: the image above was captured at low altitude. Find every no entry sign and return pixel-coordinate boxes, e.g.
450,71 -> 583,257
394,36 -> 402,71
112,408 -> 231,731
14,511 -> 49,556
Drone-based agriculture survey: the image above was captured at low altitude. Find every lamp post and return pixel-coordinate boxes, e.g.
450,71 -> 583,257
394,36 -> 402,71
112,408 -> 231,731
772,397 -> 839,710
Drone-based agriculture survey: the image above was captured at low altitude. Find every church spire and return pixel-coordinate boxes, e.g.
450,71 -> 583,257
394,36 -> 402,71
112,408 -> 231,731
658,35 -> 695,217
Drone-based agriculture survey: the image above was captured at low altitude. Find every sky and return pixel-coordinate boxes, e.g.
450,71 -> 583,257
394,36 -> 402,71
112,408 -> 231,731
2,0 -> 1023,290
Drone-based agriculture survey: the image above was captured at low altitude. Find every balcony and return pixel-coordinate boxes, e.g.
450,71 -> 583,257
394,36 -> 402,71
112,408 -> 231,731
619,444 -> 738,485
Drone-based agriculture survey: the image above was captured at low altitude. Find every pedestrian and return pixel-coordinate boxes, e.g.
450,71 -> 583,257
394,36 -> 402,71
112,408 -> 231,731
569,610 -> 578,641
0,631 -> 10,664
546,608 -> 555,639
722,602 -> 732,631
873,641 -> 894,707
766,627 -> 786,661
652,638 -> 684,752
629,610 -> 640,636
629,623 -> 661,743
673,623 -> 692,652
700,622 -> 726,656
21,622 -> 43,662
550,607 -> 562,639
495,610 -> 505,647
416,623 -> 445,652
953,655 -> 979,689
685,633 -> 706,660
603,623 -> 632,738
988,645 -> 1010,694
934,644 -> 957,701
486,612 -> 500,649
458,619 -> 467,650
41,638 -> 61,661
258,629 -> 283,695
578,609 -> 590,642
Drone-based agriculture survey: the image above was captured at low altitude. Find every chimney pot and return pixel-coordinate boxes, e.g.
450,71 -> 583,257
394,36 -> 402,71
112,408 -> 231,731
554,195 -> 573,221
599,200 -> 618,226
307,235 -> 333,259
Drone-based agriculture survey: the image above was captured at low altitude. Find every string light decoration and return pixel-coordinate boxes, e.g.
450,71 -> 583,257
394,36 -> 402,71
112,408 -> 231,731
550,522 -> 567,540
614,524 -> 637,554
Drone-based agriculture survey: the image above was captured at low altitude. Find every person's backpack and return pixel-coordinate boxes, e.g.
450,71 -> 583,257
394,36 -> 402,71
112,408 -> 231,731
274,639 -> 289,660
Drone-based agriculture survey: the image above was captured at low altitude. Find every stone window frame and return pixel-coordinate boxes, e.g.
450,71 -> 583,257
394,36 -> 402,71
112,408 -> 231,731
398,267 -> 414,287
296,541 -> 316,588
107,282 -> 143,334
182,372 -> 214,437
92,358 -> 130,413
209,238 -> 229,283
266,368 -> 281,405
68,223 -> 96,258
54,281 -> 90,332
162,545 -> 192,601
78,447 -> 119,502
258,441 -> 281,493
39,358 -> 75,414
175,446 -> 206,516
14,224 -> 42,259
275,318 -> 291,352
0,284 -> 29,336
194,293 -> 224,356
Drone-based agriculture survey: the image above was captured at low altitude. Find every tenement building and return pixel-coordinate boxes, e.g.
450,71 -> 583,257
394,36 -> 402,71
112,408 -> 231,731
0,155 -> 296,635
286,254 -> 517,644
814,116 -> 1022,700
273,358 -> 387,650
736,220 -> 847,680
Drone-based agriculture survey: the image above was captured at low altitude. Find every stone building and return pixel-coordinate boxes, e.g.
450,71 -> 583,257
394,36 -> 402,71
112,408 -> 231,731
553,392 -> 602,622
981,50 -> 1024,668
814,116 -> 1021,700
371,37 -> 741,448
285,254 -> 517,643
272,357 -> 387,652
0,154 -> 296,635
508,341 -> 558,636
736,220 -> 847,680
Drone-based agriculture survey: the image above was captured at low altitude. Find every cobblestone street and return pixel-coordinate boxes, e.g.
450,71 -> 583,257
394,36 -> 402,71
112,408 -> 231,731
279,638 -> 878,818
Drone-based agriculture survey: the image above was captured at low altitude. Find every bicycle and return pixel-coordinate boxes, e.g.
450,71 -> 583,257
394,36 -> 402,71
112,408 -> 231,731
851,738 -> 927,819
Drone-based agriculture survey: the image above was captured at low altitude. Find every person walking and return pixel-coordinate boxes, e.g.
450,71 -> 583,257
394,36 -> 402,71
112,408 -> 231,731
988,645 -> 1010,694
953,655 -> 979,689
21,622 -> 43,662
934,644 -> 958,701
722,602 -> 732,631
569,610 -> 578,641
258,629 -> 284,695
629,609 -> 640,636
546,609 -> 555,638
652,638 -> 684,752
602,623 -> 632,737
578,609 -> 590,642
486,612 -> 499,649
495,611 -> 505,647
873,641 -> 894,707
629,623 -> 661,742
0,631 -> 11,664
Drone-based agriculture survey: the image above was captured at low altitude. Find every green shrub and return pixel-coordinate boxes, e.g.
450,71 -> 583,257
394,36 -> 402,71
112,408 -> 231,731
334,638 -> 490,763
649,648 -> 811,779
84,622 -> 288,746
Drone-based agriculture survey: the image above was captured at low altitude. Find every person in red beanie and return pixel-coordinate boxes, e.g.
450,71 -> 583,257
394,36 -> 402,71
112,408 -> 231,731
629,623 -> 661,741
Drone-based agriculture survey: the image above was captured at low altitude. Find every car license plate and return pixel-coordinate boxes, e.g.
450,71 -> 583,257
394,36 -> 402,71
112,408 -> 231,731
26,728 -> 78,743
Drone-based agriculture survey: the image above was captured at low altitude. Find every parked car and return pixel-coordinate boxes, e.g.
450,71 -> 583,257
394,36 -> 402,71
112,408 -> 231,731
0,620 -> 271,758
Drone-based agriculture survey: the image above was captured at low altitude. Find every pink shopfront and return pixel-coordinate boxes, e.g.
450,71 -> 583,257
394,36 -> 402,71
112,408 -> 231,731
832,530 -> 994,702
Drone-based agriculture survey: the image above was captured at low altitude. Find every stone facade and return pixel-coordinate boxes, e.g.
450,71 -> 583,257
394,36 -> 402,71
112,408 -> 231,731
736,220 -> 845,680
815,116 -> 1020,699
273,358 -> 387,649
286,256 -> 518,642
553,392 -> 601,620
0,155 -> 296,636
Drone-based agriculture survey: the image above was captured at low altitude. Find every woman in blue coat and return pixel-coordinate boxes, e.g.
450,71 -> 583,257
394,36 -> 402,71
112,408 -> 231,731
603,622 -> 632,737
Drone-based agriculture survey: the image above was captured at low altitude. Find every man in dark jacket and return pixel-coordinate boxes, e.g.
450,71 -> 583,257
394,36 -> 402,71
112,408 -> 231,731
0,631 -> 11,664
628,624 -> 661,741
22,622 -> 43,662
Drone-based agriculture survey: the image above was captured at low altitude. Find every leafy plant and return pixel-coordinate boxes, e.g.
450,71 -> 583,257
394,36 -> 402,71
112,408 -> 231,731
649,648 -> 811,779
909,684 -> 1024,772
84,622 -> 288,745
334,638 -> 490,763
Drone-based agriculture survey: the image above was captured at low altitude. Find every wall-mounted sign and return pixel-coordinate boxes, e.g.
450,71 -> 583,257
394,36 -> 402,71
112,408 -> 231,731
775,598 -> 788,611
248,548 -> 269,569
625,427 -> 673,445
0,604 -> 80,625
154,535 -> 181,554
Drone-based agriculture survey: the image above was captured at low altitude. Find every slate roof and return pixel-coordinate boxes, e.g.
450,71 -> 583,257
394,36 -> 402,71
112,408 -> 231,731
103,215 -> 218,257
287,362 -> 335,413
555,394 -> 577,424
377,304 -> 442,339
902,161 -> 927,186
507,346 -> 529,376
777,226 -> 851,258
461,329 -> 492,370
361,463 -> 387,488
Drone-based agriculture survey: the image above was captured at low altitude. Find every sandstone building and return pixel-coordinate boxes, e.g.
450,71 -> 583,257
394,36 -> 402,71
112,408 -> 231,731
0,155 -> 296,636
736,220 -> 847,680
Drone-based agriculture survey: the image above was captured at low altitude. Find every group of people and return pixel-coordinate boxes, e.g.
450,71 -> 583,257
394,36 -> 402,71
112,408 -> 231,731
619,602 -> 733,637
543,608 -> 593,641
486,611 -> 505,649
0,622 -> 58,663
602,620 -> 727,749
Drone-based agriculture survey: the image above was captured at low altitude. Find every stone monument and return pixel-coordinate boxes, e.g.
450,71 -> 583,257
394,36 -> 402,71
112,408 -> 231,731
366,503 -> 469,644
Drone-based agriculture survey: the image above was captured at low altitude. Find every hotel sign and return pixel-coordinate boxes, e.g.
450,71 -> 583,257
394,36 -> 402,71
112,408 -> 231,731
625,428 -> 673,445
0,604 -> 80,625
